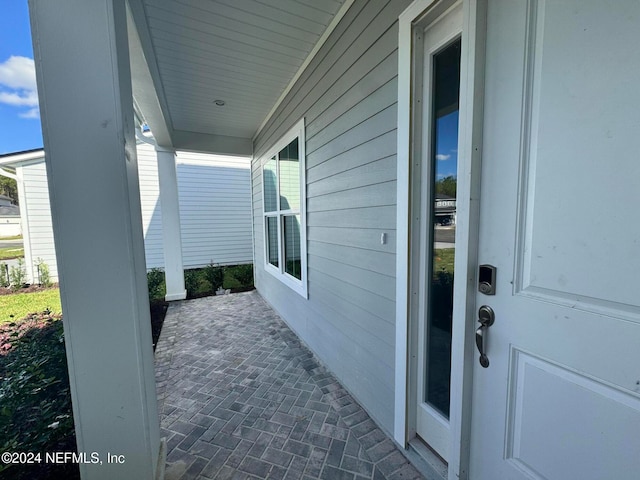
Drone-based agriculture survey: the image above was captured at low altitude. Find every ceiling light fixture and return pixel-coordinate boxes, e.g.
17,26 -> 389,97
214,99 -> 225,106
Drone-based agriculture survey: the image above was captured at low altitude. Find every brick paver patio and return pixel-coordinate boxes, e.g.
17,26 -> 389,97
155,291 -> 425,480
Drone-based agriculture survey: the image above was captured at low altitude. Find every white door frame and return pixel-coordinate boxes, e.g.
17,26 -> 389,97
395,0 -> 487,478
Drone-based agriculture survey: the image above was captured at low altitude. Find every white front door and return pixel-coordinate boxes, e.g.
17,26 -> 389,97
470,1 -> 640,478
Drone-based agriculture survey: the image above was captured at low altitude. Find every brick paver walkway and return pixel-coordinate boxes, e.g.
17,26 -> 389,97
155,291 -> 425,480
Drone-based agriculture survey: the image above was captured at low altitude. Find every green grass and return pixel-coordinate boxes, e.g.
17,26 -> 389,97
0,235 -> 22,241
0,247 -> 24,260
0,288 -> 62,324
434,248 -> 455,275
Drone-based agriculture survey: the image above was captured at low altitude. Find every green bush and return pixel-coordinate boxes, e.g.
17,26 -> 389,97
35,258 -> 52,288
183,263 -> 255,298
0,313 -> 78,479
146,268 -> 166,301
0,263 -> 8,288
230,264 -> 253,287
203,261 -> 225,292
184,269 -> 211,298
9,258 -> 26,291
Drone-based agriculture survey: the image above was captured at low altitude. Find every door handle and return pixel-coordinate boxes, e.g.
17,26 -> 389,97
475,305 -> 495,368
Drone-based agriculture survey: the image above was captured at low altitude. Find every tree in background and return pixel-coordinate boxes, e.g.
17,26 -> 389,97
0,174 -> 18,205
435,175 -> 457,198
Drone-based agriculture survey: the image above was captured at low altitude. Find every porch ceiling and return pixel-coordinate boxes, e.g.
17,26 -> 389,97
127,0 -> 348,155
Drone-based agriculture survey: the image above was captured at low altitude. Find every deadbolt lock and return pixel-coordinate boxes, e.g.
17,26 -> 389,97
478,264 -> 497,295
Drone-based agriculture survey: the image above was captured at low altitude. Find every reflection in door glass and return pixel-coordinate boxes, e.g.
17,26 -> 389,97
426,38 -> 460,418
266,217 -> 279,268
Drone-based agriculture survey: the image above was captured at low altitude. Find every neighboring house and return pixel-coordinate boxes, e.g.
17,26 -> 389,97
435,193 -> 456,225
27,1 -> 640,479
0,183 -> 22,237
0,194 -> 15,206
0,152 -> 57,281
0,144 -> 252,286
0,204 -> 21,237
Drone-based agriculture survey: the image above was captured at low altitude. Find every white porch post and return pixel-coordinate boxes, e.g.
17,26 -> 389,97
29,1 -> 162,479
156,147 -> 186,301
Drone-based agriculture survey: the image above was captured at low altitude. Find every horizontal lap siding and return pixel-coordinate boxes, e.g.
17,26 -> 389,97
137,144 -> 164,269
18,146 -> 252,286
176,151 -> 253,267
20,162 -> 58,283
252,0 -> 408,433
130,145 -> 255,270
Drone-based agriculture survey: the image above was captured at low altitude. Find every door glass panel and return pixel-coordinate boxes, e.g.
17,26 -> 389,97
426,38 -> 461,418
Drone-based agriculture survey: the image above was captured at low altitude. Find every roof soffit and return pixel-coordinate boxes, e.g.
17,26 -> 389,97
128,0 -> 349,154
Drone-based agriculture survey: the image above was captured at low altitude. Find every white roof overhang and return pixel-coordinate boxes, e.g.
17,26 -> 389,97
126,0 -> 352,156
0,149 -> 45,167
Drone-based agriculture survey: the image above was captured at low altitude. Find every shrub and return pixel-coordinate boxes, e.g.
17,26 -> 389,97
230,264 -> 253,287
0,263 -> 8,288
9,258 -> 26,291
35,258 -> 52,288
0,313 -> 78,479
184,269 -> 203,297
146,268 -> 166,301
203,261 -> 225,292
183,263 -> 254,298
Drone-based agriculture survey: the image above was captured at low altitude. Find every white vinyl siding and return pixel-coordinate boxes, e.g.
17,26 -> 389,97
176,151 -> 253,268
14,144 -> 253,283
17,160 -> 58,284
137,144 -> 253,269
137,143 -> 164,268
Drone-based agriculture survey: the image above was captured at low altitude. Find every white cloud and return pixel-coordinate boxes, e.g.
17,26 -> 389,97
0,90 -> 39,107
19,107 -> 40,119
436,154 -> 451,161
0,56 -> 39,119
0,56 -> 37,90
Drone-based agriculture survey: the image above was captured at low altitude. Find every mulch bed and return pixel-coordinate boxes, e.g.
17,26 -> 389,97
0,284 -> 56,296
2,284 -> 169,351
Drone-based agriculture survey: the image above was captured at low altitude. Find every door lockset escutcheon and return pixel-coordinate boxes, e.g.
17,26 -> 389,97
475,305 -> 495,368
478,264 -> 497,295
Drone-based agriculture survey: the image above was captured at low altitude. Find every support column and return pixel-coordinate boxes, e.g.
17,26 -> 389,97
156,147 -> 186,301
29,1 -> 162,479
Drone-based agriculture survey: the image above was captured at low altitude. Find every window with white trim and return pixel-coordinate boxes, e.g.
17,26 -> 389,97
262,119 -> 307,297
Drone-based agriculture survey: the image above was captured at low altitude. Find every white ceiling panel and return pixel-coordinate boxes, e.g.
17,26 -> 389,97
131,0 -> 348,151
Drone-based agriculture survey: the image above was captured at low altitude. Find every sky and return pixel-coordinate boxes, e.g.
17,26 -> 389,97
435,110 -> 459,179
0,1 -> 43,154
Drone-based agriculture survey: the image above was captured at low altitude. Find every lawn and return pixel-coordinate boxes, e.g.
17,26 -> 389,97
0,288 -> 62,324
0,247 -> 24,260
434,248 -> 455,275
